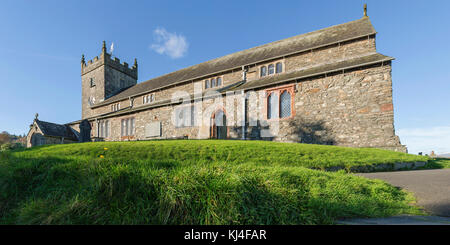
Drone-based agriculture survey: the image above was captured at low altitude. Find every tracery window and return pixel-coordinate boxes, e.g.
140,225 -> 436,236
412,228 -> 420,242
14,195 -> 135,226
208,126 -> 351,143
266,85 -> 295,120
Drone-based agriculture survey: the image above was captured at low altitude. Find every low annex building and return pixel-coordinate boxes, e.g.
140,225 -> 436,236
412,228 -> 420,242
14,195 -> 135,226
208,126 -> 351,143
26,114 -> 79,147
26,7 -> 407,152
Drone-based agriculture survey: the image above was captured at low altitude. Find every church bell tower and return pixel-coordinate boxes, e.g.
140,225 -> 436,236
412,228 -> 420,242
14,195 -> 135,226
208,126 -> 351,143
81,41 -> 138,119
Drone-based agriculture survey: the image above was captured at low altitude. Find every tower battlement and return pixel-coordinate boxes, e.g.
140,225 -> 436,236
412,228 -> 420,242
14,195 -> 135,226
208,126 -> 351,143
81,41 -> 138,80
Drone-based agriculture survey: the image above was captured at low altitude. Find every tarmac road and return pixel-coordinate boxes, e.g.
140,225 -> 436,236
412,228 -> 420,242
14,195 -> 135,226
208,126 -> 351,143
358,169 -> 450,217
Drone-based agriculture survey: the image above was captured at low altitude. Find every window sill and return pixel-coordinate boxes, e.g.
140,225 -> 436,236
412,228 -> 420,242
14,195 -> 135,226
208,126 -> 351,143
265,115 -> 295,122
121,136 -> 135,141
260,72 -> 283,79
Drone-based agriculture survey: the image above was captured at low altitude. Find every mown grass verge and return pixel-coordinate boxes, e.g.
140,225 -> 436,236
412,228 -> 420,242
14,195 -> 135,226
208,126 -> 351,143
0,140 -> 426,224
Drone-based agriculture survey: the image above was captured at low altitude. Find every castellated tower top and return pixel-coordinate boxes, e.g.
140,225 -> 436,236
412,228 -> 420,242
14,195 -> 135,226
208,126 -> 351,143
81,41 -> 138,80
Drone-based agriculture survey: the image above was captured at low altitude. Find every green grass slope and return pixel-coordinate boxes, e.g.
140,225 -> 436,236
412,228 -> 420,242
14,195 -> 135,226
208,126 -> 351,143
0,140 -> 427,224
420,158 -> 450,169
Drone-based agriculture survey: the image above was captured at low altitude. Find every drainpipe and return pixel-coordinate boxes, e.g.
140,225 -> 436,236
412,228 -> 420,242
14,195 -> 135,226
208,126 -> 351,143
129,96 -> 134,108
95,118 -> 99,138
241,66 -> 248,140
242,66 -> 247,81
242,90 -> 246,140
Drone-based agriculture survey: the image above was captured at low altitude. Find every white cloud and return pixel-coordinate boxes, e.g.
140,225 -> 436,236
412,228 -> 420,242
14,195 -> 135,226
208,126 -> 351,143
150,28 -> 188,59
397,126 -> 450,155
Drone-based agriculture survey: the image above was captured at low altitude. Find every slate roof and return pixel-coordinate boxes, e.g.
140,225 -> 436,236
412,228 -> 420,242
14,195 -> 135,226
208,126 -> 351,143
35,120 -> 78,140
93,17 -> 376,108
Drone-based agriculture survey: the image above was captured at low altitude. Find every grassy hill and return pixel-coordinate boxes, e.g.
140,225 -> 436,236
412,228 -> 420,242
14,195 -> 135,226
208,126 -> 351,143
0,140 -> 428,224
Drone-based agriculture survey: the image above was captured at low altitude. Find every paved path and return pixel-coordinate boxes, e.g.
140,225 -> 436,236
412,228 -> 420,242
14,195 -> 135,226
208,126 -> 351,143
358,169 -> 450,217
338,215 -> 450,225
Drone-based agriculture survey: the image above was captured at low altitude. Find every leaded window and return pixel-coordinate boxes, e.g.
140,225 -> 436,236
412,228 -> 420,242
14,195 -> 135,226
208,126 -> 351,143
276,62 -> 282,73
280,91 -> 291,118
205,77 -> 223,89
267,92 -> 279,119
261,66 -> 267,77
268,64 -> 274,75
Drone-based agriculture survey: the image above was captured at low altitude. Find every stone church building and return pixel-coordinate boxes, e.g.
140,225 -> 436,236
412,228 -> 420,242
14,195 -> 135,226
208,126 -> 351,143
27,10 -> 407,152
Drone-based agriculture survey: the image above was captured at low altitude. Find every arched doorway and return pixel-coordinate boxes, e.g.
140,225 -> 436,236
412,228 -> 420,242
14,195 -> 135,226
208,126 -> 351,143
211,109 -> 227,139
31,133 -> 45,147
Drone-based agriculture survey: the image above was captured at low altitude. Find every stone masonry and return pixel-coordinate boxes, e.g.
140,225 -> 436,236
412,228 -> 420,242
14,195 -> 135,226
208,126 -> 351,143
28,15 -> 407,152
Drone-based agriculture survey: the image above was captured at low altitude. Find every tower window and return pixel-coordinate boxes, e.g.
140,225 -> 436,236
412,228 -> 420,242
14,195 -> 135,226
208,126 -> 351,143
88,97 -> 94,106
90,78 -> 95,87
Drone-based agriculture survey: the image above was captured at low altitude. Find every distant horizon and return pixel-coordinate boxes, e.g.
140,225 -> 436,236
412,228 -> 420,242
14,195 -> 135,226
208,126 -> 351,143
1,0 -> 449,154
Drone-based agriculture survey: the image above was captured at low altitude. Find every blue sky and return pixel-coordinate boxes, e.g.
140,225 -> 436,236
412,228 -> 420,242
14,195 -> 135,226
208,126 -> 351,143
0,0 -> 449,154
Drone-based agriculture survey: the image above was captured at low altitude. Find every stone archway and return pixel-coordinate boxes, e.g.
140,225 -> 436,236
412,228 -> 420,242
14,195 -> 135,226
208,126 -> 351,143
211,109 -> 228,139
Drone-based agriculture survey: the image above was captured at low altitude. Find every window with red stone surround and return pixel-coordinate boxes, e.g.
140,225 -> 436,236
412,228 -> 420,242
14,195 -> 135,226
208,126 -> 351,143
264,84 -> 295,120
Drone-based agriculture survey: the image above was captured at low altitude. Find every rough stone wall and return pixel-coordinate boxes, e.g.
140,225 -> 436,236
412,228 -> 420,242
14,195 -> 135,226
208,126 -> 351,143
42,136 -> 77,145
104,66 -> 136,99
285,36 -> 376,72
82,65 -> 105,119
244,63 -> 405,152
